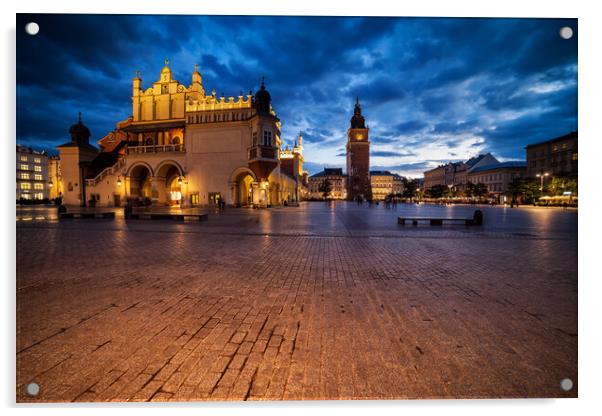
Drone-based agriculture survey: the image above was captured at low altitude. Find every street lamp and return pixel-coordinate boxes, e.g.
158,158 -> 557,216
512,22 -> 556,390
117,177 -> 122,187
536,172 -> 550,192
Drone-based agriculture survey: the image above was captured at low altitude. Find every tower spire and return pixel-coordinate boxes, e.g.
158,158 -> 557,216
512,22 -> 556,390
164,57 -> 169,66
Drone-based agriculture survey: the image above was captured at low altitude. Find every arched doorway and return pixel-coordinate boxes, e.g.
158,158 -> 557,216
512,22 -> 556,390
128,164 -> 153,204
230,169 -> 257,207
156,161 -> 184,206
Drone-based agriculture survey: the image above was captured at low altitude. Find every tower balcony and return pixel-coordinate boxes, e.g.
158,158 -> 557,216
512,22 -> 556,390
248,145 -> 278,161
248,145 -> 278,180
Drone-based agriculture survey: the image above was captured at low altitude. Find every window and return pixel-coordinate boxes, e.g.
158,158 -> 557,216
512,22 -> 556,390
34,193 -> 44,200
20,183 -> 31,190
34,183 -> 44,190
572,153 -> 578,161
34,174 -> 42,180
20,156 -> 28,162
21,194 -> 31,200
34,157 -> 41,163
252,132 -> 258,146
20,173 -> 30,180
34,166 -> 41,172
20,164 -> 29,170
263,130 -> 273,146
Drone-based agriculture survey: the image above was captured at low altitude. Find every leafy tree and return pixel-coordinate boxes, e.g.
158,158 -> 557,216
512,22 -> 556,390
549,174 -> 578,196
464,181 -> 476,198
473,182 -> 488,198
506,178 -> 523,204
402,178 -> 420,198
318,178 -> 332,200
426,184 -> 446,199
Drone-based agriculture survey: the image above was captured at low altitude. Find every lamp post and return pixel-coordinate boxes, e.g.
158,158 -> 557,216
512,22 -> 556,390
536,172 -> 550,192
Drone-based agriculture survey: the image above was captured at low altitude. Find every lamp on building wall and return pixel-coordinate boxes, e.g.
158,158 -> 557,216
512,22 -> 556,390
117,177 -> 122,187
48,181 -> 53,189
178,176 -> 183,186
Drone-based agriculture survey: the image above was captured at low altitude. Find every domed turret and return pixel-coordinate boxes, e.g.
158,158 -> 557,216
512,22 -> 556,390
350,96 -> 366,129
69,112 -> 91,145
160,58 -> 172,82
254,76 -> 272,115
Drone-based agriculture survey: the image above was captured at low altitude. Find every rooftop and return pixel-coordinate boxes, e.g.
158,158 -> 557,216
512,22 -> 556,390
469,161 -> 527,173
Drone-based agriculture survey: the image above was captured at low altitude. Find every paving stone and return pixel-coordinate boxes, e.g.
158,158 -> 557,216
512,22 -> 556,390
16,203 -> 577,401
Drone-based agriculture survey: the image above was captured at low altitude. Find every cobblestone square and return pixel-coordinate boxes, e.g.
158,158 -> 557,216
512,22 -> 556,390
16,202 -> 578,401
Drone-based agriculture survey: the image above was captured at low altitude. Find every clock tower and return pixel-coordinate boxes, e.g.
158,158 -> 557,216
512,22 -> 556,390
346,97 -> 371,201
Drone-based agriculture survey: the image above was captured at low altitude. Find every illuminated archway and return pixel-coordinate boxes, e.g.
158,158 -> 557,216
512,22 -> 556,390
128,163 -> 153,202
155,161 -> 184,205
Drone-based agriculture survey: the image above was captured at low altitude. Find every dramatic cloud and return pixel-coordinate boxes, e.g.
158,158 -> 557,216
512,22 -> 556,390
16,15 -> 577,177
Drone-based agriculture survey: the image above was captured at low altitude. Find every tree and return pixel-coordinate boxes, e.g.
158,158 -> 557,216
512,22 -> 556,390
426,184 -> 446,199
402,178 -> 419,198
506,178 -> 523,204
464,181 -> 476,198
473,182 -> 488,199
318,178 -> 332,200
549,174 -> 578,196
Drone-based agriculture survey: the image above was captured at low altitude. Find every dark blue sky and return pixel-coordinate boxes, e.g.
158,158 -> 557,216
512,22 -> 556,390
16,14 -> 577,177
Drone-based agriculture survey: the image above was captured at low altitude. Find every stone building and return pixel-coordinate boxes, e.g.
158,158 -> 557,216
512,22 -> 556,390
370,170 -> 404,200
526,131 -> 578,178
467,161 -> 527,199
423,153 -> 499,191
346,98 -> 371,201
16,145 -> 60,202
308,168 -> 346,200
57,60 -> 303,208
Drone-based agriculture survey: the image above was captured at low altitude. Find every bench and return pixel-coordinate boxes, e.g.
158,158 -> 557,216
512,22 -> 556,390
127,213 -> 208,222
398,210 -> 483,226
60,212 -> 115,220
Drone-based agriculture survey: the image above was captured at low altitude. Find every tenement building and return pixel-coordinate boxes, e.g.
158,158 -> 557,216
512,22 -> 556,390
16,145 -> 61,202
526,131 -> 578,178
346,98 -> 371,201
370,170 -> 404,200
423,153 -> 499,191
57,60 -> 303,208
467,161 -> 527,200
308,168 -> 346,200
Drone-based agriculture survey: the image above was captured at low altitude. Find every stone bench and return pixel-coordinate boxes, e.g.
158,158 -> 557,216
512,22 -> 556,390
398,210 -> 483,226
60,212 -> 115,220
127,213 -> 208,222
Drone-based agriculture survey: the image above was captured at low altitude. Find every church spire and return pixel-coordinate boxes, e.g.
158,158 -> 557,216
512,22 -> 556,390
350,97 -> 366,128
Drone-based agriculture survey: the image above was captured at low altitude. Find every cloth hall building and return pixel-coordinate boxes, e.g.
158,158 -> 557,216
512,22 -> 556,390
58,60 -> 307,208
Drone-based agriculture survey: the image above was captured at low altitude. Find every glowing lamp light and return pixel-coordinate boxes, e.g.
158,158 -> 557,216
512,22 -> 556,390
178,177 -> 183,185
117,178 -> 122,187
48,181 -> 53,188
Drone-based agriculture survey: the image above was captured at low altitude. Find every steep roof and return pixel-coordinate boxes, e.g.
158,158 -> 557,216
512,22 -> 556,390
310,168 -> 344,178
469,161 -> 526,174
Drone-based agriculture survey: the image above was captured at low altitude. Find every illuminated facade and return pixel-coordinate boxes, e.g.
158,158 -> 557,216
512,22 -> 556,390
346,98 -> 371,201
308,168 -> 346,200
16,145 -> 60,202
58,60 -> 303,208
370,171 -> 404,200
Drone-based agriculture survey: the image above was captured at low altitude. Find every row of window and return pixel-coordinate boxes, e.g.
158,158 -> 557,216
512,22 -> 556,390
19,156 -> 42,163
19,173 -> 44,180
19,193 -> 45,200
19,164 -> 42,172
19,183 -> 44,190
187,111 -> 252,124
251,130 -> 274,147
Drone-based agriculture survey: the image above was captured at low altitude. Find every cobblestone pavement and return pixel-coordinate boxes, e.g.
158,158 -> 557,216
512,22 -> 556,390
16,202 -> 577,402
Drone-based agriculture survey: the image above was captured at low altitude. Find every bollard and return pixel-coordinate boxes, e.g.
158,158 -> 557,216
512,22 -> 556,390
473,209 -> 483,226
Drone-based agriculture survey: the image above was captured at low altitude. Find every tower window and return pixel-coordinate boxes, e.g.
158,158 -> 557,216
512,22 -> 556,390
263,130 -> 273,146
